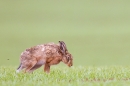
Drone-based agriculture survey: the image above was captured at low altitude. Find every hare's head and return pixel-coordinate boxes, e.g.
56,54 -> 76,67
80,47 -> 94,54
59,41 -> 73,67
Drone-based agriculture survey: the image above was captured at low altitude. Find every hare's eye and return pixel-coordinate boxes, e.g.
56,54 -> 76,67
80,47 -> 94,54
66,56 -> 69,61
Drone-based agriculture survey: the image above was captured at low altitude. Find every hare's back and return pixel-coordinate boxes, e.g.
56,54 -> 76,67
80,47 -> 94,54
20,45 -> 45,61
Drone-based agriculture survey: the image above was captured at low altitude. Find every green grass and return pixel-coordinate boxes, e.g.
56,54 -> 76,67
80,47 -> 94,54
1,66 -> 130,86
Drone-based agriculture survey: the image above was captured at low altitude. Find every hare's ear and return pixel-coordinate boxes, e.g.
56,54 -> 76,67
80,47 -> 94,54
59,41 -> 66,55
61,41 -> 68,51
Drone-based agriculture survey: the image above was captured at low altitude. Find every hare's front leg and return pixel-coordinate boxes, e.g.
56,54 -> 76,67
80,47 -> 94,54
44,63 -> 50,73
48,57 -> 61,65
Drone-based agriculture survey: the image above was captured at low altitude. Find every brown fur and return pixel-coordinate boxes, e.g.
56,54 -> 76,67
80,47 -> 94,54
16,41 -> 73,73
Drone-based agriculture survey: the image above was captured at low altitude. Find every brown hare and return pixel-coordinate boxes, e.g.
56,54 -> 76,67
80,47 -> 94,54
16,41 -> 73,73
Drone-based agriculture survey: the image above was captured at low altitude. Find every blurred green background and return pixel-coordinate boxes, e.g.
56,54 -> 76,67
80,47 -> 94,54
0,1 -> 130,66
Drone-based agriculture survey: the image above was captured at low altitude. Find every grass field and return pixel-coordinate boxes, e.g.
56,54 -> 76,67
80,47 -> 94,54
0,1 -> 130,86
1,66 -> 130,86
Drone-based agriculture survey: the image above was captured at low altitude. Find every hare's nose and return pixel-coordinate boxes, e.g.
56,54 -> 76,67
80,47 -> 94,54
68,64 -> 72,67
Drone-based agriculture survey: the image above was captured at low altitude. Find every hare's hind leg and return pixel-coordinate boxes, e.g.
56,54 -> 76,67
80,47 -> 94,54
28,60 -> 45,73
16,63 -> 24,73
25,60 -> 37,73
